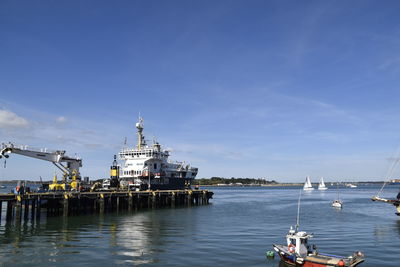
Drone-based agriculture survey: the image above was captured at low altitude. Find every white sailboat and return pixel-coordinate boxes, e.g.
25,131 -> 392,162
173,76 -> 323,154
332,182 -> 342,208
303,176 -> 314,191
318,177 -> 328,190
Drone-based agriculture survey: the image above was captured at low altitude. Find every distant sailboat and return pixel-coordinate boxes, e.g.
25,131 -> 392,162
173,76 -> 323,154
332,182 -> 342,208
318,177 -> 328,190
303,176 -> 314,191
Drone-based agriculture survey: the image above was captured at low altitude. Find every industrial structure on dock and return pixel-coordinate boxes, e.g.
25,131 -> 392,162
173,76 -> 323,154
0,116 -> 199,192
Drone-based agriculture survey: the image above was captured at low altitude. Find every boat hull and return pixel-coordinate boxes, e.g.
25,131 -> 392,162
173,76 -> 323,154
273,245 -> 364,267
303,187 -> 314,191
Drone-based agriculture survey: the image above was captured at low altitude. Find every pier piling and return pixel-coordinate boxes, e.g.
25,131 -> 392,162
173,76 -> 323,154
0,189 -> 213,222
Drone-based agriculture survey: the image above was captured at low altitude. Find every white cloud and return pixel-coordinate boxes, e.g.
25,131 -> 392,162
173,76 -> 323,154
0,109 -> 29,129
56,116 -> 68,123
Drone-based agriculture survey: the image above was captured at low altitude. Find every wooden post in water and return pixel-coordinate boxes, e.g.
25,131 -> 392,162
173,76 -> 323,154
171,192 -> 176,208
108,195 -> 112,212
24,200 -> 29,220
99,194 -> 105,214
36,197 -> 41,220
63,194 -> 69,217
187,191 -> 192,206
31,199 -> 36,220
6,201 -> 13,221
151,192 -> 156,209
93,198 -> 97,213
135,194 -> 139,211
128,193 -> 133,211
15,199 -> 22,222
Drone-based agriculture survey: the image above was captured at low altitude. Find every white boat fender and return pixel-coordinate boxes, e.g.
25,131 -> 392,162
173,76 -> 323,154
288,244 -> 295,253
295,257 -> 304,264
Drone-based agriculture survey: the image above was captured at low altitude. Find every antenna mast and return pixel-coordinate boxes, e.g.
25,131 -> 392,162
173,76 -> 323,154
296,189 -> 302,231
136,116 -> 144,150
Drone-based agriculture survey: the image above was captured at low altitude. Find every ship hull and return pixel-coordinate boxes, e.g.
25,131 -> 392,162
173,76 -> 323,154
148,177 -> 191,190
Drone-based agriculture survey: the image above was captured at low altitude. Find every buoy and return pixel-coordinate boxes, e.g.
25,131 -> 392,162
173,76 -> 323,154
338,259 -> 345,266
266,251 -> 275,258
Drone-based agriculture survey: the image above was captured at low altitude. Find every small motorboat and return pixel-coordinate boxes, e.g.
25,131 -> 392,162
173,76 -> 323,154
273,226 -> 364,266
332,200 -> 343,208
0,185 -> 6,189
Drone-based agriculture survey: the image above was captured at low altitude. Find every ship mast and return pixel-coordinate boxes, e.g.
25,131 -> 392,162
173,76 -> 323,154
136,116 -> 145,150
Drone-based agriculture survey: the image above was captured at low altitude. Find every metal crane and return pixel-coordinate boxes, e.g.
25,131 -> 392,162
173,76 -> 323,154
0,142 -> 82,181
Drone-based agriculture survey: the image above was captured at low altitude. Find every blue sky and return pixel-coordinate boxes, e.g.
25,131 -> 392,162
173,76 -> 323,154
1,0 -> 400,182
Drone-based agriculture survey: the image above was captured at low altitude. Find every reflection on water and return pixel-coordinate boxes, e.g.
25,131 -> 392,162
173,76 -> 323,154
112,213 -> 155,264
396,220 -> 400,236
0,210 -> 177,265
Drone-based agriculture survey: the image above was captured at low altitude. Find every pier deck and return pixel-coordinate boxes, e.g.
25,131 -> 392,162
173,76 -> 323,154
0,189 -> 213,221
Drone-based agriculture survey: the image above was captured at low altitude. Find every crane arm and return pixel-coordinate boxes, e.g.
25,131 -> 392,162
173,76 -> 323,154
0,142 -> 82,180
0,144 -> 64,162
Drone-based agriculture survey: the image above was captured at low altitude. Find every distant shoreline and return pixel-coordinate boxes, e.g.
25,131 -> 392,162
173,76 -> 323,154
0,180 -> 389,186
199,181 -> 387,187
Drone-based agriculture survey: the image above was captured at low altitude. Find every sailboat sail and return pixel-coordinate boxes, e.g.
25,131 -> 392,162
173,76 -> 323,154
303,176 -> 314,190
318,177 -> 327,190
371,147 -> 400,216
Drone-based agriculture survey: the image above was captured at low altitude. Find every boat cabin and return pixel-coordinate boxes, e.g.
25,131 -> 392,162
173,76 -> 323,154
286,227 -> 312,256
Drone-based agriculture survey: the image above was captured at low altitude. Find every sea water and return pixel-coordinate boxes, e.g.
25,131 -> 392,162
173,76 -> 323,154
0,185 -> 398,266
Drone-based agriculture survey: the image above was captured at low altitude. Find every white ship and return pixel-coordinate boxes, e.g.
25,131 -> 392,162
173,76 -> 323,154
303,176 -> 314,191
116,117 -> 198,190
318,177 -> 328,190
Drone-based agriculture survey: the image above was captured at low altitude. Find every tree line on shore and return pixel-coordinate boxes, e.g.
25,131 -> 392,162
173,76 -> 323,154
194,177 -> 278,185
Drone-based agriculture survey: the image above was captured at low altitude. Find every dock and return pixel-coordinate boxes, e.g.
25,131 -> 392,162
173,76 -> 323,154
0,189 -> 214,221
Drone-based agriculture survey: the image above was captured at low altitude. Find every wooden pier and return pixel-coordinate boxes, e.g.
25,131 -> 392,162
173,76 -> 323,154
0,189 -> 213,221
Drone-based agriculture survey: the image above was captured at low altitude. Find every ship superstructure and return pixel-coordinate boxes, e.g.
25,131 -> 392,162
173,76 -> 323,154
117,117 -> 198,190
